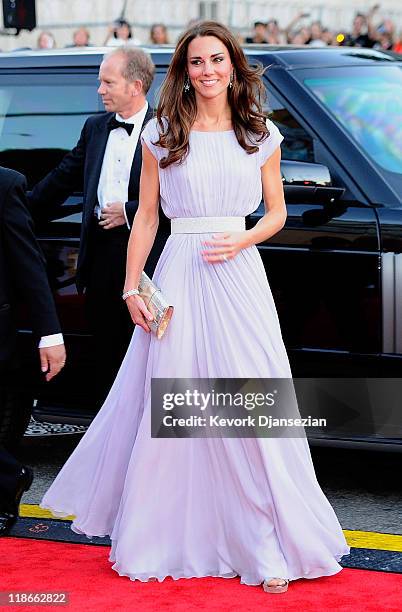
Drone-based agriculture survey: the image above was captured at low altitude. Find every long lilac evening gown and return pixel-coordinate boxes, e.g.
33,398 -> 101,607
40,117 -> 350,584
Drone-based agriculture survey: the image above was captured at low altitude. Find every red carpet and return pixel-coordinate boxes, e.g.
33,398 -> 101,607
1,538 -> 402,611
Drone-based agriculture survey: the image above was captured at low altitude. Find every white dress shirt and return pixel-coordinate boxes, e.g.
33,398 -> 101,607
95,101 -> 149,229
39,333 -> 64,348
105,37 -> 142,47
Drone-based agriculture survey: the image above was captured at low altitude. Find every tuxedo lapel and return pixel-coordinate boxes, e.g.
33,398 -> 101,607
128,107 -> 154,198
83,113 -> 113,225
92,114 -> 112,182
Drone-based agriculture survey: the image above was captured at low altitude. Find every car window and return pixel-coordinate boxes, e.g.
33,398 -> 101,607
147,70 -> 167,109
0,70 -> 167,189
264,90 -> 315,163
0,73 -> 102,188
304,66 -> 402,176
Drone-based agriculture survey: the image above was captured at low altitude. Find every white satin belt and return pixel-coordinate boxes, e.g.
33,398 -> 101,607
170,216 -> 246,234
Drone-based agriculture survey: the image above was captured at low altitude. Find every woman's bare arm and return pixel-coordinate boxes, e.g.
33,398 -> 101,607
245,146 -> 287,246
123,142 -> 160,331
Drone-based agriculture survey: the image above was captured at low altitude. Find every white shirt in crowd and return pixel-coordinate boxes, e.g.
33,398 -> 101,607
105,37 -> 142,47
39,100 -> 149,350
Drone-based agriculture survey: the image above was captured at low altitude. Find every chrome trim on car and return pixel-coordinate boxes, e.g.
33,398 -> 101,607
382,252 -> 402,354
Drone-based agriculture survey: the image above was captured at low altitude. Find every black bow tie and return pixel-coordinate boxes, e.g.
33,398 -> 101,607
107,115 -> 134,136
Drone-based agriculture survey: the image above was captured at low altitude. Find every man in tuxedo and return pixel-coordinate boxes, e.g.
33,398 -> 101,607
28,47 -> 169,403
0,166 -> 66,536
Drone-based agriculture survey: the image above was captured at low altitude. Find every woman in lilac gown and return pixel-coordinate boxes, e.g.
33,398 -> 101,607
40,21 -> 350,593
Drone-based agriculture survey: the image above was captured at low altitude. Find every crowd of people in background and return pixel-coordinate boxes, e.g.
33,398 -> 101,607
34,18 -> 170,49
243,6 -> 401,51
22,7 -> 402,54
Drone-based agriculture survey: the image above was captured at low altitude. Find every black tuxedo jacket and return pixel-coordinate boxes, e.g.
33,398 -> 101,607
0,167 -> 61,367
28,106 -> 169,291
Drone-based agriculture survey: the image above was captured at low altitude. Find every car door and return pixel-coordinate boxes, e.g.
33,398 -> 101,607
251,77 -> 381,378
0,69 -> 103,401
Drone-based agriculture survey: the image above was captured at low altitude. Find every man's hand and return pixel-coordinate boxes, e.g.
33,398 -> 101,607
99,202 -> 126,229
39,345 -> 66,382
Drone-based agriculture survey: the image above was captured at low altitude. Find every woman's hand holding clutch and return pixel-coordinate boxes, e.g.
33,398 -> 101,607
125,294 -> 154,333
123,273 -> 173,339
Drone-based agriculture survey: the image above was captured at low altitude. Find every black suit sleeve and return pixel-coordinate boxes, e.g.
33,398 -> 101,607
124,199 -> 139,227
2,174 -> 61,337
27,118 -> 89,219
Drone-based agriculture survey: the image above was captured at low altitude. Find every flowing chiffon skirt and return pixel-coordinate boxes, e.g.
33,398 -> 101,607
40,235 -> 350,584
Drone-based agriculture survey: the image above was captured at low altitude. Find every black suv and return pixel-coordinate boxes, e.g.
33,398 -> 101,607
1,46 -> 402,450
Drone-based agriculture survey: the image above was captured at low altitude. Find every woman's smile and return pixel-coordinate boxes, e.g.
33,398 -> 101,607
200,79 -> 219,86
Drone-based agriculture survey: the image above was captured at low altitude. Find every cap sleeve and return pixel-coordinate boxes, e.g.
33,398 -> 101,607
140,117 -> 163,160
259,118 -> 284,166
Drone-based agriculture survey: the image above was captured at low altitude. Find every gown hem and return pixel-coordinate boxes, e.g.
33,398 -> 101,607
109,559 -> 349,585
39,502 -> 350,584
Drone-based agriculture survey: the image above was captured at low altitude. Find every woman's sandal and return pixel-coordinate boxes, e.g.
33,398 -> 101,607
262,577 -> 289,593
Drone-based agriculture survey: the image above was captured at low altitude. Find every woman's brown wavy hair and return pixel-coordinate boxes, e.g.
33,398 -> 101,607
154,20 -> 269,168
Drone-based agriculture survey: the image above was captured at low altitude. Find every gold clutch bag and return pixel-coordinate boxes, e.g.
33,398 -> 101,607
138,272 -> 174,339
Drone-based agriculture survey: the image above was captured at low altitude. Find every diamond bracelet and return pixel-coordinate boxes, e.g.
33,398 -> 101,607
122,289 -> 140,301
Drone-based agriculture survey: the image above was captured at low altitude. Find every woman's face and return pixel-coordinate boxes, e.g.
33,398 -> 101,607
38,33 -> 54,49
187,36 -> 233,100
117,24 -> 130,40
311,23 -> 322,38
152,26 -> 167,44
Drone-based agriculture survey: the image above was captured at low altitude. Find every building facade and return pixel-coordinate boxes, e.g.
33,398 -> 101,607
1,0 -> 401,51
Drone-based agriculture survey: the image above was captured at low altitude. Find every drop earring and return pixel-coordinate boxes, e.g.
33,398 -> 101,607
229,71 -> 234,89
184,75 -> 190,92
